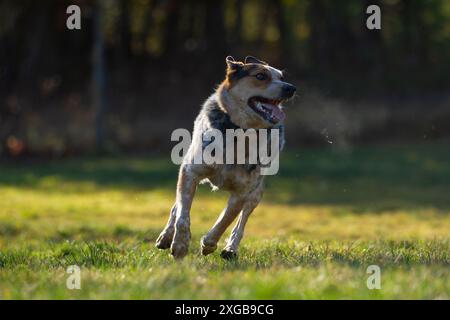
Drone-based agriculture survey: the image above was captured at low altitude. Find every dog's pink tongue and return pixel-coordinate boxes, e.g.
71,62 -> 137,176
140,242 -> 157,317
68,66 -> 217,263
271,105 -> 285,122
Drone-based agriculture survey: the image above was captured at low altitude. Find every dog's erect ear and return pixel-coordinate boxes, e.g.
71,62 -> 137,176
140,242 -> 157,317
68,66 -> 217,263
225,55 -> 244,72
245,56 -> 267,65
226,56 -> 235,64
224,56 -> 248,83
226,55 -> 240,69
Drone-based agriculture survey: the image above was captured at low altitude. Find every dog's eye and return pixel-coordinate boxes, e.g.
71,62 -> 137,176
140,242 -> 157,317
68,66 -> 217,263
255,73 -> 267,81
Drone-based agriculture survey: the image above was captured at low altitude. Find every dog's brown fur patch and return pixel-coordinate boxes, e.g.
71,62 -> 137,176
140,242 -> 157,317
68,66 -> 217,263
224,63 -> 273,90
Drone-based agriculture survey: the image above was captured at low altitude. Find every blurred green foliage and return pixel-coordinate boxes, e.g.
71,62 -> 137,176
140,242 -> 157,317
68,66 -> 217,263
1,0 -> 450,155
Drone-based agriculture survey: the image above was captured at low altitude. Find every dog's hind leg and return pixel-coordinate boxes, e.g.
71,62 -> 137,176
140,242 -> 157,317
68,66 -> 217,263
155,203 -> 177,249
170,166 -> 199,259
221,186 -> 263,259
200,194 -> 245,256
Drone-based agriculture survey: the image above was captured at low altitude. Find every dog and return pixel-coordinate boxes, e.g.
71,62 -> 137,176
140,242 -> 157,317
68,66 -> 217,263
155,56 -> 296,259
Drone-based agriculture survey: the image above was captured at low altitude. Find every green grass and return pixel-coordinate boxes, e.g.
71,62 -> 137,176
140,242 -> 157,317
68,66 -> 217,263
0,143 -> 449,299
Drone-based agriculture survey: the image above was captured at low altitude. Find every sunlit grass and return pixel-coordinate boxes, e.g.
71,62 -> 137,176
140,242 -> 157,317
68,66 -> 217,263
0,143 -> 449,299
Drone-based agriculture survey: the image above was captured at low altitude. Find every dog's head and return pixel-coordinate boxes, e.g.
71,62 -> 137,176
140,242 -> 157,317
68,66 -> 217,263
218,56 -> 296,129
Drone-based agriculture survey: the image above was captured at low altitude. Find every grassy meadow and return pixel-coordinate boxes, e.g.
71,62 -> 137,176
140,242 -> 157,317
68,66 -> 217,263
0,143 -> 449,299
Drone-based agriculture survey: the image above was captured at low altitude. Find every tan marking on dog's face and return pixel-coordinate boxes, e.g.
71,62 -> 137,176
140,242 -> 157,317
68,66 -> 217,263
230,64 -> 285,101
245,66 -> 272,88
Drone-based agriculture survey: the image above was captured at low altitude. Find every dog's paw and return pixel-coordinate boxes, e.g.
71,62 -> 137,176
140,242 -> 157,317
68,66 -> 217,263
170,242 -> 189,259
155,230 -> 173,250
200,236 -> 217,256
220,249 -> 238,260
170,224 -> 191,259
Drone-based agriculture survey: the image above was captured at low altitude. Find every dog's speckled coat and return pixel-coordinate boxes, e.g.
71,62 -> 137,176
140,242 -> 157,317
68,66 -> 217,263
156,56 -> 296,259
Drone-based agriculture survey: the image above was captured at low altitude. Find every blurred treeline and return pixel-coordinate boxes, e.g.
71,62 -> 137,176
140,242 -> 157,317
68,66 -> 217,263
1,0 -> 450,157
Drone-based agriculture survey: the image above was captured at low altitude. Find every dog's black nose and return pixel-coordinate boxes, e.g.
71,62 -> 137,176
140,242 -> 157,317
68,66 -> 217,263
282,84 -> 296,98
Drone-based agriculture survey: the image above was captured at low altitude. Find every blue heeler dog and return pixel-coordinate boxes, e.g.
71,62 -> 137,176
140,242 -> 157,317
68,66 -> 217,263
156,56 -> 296,259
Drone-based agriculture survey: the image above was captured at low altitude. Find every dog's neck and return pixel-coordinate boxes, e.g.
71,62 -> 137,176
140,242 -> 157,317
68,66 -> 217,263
217,86 -> 237,111
217,85 -> 265,129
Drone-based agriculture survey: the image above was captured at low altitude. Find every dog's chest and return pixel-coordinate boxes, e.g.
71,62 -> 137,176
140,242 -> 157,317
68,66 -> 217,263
203,164 -> 262,193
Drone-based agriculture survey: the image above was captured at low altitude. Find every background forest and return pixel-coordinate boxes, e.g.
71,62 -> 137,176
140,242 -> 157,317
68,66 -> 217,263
1,0 -> 450,156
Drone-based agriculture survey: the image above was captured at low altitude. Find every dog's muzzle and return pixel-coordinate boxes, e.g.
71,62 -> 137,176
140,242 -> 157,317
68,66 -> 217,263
281,83 -> 296,99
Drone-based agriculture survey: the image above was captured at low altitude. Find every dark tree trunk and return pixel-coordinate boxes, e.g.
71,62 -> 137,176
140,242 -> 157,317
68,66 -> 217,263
308,0 -> 327,72
92,2 -> 108,152
273,0 -> 292,64
204,0 -> 227,79
163,0 -> 182,63
118,0 -> 132,59
230,0 -> 243,50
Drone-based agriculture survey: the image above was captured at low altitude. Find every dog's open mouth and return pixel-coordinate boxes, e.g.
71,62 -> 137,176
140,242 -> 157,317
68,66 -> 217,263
248,96 -> 286,124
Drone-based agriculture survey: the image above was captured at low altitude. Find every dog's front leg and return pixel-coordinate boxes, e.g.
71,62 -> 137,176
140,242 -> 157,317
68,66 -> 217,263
155,203 -> 177,249
170,165 -> 199,259
221,186 -> 263,259
200,194 -> 245,256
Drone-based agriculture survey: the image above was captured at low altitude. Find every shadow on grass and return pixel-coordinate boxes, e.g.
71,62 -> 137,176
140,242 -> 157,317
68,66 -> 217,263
0,156 -> 178,191
0,222 -> 161,243
1,143 -> 449,210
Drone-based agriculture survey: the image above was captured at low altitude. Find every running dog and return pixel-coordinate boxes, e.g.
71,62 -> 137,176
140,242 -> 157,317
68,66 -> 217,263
156,56 -> 296,259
